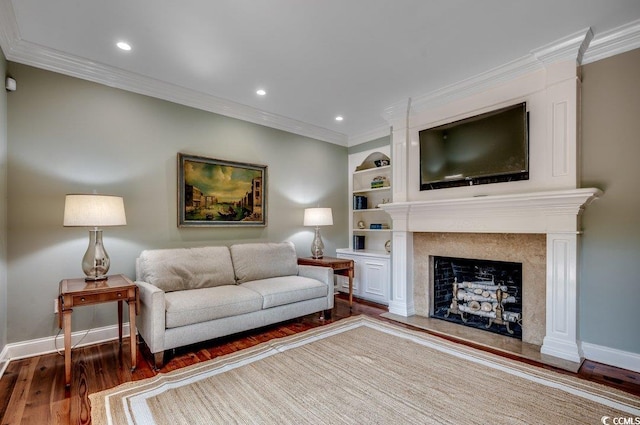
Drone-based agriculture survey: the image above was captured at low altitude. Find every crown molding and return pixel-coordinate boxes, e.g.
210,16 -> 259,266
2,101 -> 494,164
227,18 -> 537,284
403,54 -> 543,117
381,99 -> 410,125
403,29 -> 594,117
347,124 -> 390,147
9,41 -> 348,146
0,2 -> 347,146
582,18 -> 640,64
377,23 -> 638,139
531,27 -> 593,66
3,0 -> 640,146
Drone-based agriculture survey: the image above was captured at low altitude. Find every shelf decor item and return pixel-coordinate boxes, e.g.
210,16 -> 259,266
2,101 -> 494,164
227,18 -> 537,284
63,194 -> 127,280
370,175 -> 389,189
303,207 -> 333,259
353,235 -> 365,250
369,223 -> 390,230
353,195 -> 368,210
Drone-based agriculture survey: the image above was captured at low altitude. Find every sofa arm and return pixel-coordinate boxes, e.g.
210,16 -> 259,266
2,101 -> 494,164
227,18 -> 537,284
135,280 -> 166,355
298,265 -> 334,309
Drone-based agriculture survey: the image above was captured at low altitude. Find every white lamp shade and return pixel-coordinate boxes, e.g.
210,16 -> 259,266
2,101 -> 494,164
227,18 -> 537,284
63,194 -> 127,227
303,207 -> 333,226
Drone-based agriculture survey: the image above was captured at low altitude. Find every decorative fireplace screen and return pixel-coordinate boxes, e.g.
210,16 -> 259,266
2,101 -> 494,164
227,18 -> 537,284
431,256 -> 523,339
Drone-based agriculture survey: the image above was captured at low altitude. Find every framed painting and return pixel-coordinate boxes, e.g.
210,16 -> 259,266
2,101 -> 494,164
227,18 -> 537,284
178,153 -> 267,227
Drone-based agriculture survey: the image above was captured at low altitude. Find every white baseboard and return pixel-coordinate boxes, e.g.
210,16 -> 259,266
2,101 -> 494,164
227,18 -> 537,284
581,341 -> 640,374
0,323 -> 131,379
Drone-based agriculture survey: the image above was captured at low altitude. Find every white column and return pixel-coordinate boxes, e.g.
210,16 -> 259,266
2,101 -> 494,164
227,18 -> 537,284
384,205 -> 415,317
388,230 -> 414,316
541,232 -> 582,362
383,98 -> 411,203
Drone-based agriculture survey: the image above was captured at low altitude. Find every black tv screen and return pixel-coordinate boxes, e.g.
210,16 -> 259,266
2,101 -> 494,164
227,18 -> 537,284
419,103 -> 529,190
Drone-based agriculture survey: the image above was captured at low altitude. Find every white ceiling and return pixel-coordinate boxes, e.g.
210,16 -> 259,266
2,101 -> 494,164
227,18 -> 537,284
1,1 -> 640,146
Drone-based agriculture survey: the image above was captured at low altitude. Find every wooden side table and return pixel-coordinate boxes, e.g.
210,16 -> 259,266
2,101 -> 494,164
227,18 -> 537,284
298,256 -> 355,310
58,274 -> 139,387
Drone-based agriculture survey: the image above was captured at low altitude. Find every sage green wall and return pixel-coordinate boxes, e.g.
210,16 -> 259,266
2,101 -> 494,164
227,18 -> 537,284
580,48 -> 640,354
0,50 -> 8,351
6,63 -> 348,343
348,135 -> 390,155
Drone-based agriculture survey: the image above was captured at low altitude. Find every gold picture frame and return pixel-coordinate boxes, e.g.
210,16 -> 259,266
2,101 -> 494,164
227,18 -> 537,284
178,153 -> 267,227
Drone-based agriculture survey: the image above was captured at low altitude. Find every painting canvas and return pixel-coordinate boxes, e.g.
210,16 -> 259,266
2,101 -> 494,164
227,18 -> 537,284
178,153 -> 267,227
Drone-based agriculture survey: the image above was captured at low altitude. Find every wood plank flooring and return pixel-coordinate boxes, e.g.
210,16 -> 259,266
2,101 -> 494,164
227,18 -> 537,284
0,295 -> 638,424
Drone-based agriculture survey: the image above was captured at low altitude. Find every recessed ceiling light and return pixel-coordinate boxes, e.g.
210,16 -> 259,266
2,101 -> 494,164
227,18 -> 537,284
116,41 -> 132,51
256,89 -> 266,96
335,116 -> 344,121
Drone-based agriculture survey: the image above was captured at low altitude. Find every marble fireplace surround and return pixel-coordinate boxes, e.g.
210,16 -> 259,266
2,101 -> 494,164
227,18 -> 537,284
381,188 -> 602,363
415,232 -> 546,345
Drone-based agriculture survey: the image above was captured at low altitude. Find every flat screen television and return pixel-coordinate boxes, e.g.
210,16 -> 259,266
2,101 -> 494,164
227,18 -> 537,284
419,102 -> 529,191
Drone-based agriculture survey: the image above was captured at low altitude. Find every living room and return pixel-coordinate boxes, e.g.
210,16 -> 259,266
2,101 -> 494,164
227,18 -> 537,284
1,2 -> 640,423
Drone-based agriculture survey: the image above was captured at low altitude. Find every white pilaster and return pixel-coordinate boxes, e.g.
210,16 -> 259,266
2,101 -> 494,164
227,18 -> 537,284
388,230 -> 414,317
541,232 -> 582,362
383,99 -> 411,203
383,204 -> 414,317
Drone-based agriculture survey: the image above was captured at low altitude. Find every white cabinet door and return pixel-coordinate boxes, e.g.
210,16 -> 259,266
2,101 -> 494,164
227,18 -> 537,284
359,258 -> 389,305
336,252 -> 389,305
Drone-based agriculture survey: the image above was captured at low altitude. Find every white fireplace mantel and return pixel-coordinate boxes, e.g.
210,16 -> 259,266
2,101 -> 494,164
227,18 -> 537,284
380,188 -> 602,363
381,188 -> 602,234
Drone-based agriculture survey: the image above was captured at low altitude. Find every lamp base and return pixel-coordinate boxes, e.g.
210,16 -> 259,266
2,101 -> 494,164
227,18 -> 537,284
310,226 -> 324,259
84,275 -> 109,282
82,229 -> 111,281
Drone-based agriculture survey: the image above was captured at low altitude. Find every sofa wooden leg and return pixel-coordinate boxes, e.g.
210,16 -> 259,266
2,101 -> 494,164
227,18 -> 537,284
153,352 -> 164,370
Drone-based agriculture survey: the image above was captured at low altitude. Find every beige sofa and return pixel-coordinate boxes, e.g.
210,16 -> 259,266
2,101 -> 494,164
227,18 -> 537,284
135,242 -> 333,368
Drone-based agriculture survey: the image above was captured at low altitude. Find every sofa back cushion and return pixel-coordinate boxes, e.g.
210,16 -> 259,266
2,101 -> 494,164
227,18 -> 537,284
230,242 -> 299,284
137,246 -> 235,292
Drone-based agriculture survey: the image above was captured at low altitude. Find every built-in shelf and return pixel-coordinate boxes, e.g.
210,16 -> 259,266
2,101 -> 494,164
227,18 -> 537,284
353,208 -> 386,212
341,149 -> 392,305
354,164 -> 391,175
353,186 -> 391,194
349,151 -> 392,253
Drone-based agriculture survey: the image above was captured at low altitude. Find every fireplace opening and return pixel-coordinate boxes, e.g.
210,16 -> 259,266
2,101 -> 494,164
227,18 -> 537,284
431,256 -> 523,339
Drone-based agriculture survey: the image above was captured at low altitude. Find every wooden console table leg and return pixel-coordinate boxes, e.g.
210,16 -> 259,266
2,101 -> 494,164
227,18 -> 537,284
348,274 -> 354,311
117,300 -> 123,346
128,300 -> 137,371
62,308 -> 72,387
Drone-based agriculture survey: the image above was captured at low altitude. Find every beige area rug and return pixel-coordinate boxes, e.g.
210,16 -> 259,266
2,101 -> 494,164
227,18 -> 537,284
90,316 -> 640,425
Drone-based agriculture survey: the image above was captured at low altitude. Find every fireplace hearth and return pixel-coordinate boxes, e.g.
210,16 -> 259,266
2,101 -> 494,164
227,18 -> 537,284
432,256 -> 523,339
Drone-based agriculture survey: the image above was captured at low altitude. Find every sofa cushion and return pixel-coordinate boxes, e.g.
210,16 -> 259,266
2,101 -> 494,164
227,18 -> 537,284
164,285 -> 263,328
240,276 -> 328,309
138,246 -> 235,292
230,242 -> 299,284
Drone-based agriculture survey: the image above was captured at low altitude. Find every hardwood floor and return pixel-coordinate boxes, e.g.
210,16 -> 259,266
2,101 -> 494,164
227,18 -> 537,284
0,295 -> 638,424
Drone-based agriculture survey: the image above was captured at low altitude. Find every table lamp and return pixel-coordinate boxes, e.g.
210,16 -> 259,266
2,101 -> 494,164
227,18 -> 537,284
63,194 -> 127,280
303,207 -> 333,259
